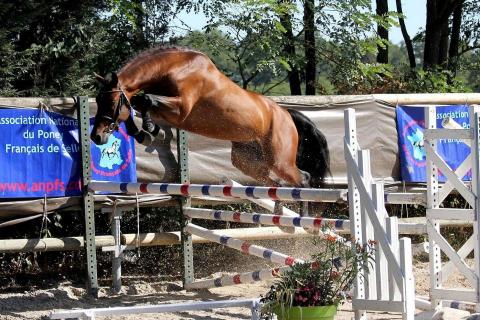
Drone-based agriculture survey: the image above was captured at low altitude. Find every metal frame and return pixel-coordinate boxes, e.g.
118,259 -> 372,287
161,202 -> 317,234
177,129 -> 193,287
77,96 -> 98,298
100,206 -> 126,294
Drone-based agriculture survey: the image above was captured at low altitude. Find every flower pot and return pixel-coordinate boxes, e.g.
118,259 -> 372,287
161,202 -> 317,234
274,305 -> 337,320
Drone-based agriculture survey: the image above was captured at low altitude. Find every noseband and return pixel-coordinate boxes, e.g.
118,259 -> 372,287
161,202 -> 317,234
97,88 -> 131,134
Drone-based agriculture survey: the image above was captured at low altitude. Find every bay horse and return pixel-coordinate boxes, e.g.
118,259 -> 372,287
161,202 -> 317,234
91,47 -> 330,214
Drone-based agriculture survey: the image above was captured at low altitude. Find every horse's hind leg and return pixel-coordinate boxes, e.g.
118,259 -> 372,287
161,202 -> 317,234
297,170 -> 311,217
231,141 -> 271,185
261,115 -> 312,217
231,142 -> 290,219
270,165 -> 312,216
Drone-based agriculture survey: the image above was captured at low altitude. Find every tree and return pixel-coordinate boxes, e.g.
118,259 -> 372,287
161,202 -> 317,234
201,1 -> 291,90
376,0 -> 389,64
448,3 -> 462,73
314,0 -> 395,94
0,0 -> 108,96
278,0 -> 302,95
304,0 -> 316,94
423,0 -> 464,69
395,0 -> 416,68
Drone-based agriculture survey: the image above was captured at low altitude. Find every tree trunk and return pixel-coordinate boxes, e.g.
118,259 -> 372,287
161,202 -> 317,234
279,1 -> 302,95
396,0 -> 416,68
376,0 -> 389,64
438,19 -> 449,66
448,3 -> 462,72
303,0 -> 316,95
424,0 -> 464,69
424,0 -> 442,68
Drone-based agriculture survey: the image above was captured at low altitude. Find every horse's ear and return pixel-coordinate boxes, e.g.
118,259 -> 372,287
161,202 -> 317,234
108,72 -> 119,86
94,73 -> 108,85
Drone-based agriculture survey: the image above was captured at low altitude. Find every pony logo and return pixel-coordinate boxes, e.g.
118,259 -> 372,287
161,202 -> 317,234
398,116 -> 427,177
90,123 -> 135,179
406,128 -> 425,161
97,136 -> 123,169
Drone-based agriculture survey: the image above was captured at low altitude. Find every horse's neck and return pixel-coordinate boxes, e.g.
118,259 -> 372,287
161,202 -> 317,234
119,58 -> 164,96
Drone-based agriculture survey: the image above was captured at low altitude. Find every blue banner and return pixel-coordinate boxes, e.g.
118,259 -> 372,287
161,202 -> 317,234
0,108 -> 136,198
396,105 -> 471,182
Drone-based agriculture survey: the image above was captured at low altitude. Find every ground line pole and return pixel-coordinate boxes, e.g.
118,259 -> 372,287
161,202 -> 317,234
77,96 -> 98,297
178,129 -> 193,287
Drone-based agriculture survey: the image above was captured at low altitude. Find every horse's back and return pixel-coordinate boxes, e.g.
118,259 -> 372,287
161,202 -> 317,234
137,48 -> 295,142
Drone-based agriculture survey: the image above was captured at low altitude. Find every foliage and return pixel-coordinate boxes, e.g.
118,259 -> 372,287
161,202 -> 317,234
0,0 -> 478,97
314,1 -> 397,94
174,30 -> 238,77
0,0 -> 110,96
198,0 -> 296,90
260,231 -> 374,317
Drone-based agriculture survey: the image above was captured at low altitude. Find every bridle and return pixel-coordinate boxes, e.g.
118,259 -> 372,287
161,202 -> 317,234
96,87 -> 131,134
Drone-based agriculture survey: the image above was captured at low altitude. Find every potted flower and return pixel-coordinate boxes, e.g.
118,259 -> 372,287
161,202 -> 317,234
260,231 -> 375,320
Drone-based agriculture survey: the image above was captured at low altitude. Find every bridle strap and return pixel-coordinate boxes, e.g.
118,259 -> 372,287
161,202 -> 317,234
97,86 -> 131,133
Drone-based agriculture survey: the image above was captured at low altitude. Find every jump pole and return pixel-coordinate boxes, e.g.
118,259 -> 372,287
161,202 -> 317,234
185,223 -> 303,266
186,266 -> 288,289
185,207 -> 349,231
220,177 -> 299,217
185,207 -> 351,246
89,181 -> 343,202
184,207 -> 428,235
50,298 -> 261,320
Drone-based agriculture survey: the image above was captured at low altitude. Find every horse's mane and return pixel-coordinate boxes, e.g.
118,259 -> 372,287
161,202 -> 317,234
121,46 -> 204,71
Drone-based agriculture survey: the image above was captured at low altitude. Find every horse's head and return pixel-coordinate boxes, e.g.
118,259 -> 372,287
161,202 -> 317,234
91,72 -> 132,145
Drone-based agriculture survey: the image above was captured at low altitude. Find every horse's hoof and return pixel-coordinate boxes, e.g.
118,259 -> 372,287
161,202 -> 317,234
134,131 -> 153,146
155,128 -> 166,141
141,133 -> 153,146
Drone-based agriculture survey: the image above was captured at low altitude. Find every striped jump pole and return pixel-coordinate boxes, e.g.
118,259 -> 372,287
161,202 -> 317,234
89,181 -> 343,202
185,208 -> 351,247
185,207 -> 349,232
220,177 -> 299,217
184,223 -> 303,266
186,266 -> 289,289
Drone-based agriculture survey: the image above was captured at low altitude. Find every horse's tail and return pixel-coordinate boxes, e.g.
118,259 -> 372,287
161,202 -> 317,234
287,109 -> 331,188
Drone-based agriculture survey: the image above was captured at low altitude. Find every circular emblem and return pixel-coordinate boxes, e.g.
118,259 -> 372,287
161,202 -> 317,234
90,126 -> 134,177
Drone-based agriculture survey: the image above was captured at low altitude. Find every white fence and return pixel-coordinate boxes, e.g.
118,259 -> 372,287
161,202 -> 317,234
344,108 -> 415,320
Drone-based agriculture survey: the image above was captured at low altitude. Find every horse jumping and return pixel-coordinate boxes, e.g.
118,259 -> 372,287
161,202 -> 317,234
91,47 -> 330,211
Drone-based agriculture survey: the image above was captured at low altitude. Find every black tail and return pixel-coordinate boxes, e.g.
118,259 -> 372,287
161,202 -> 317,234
287,109 -> 331,188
